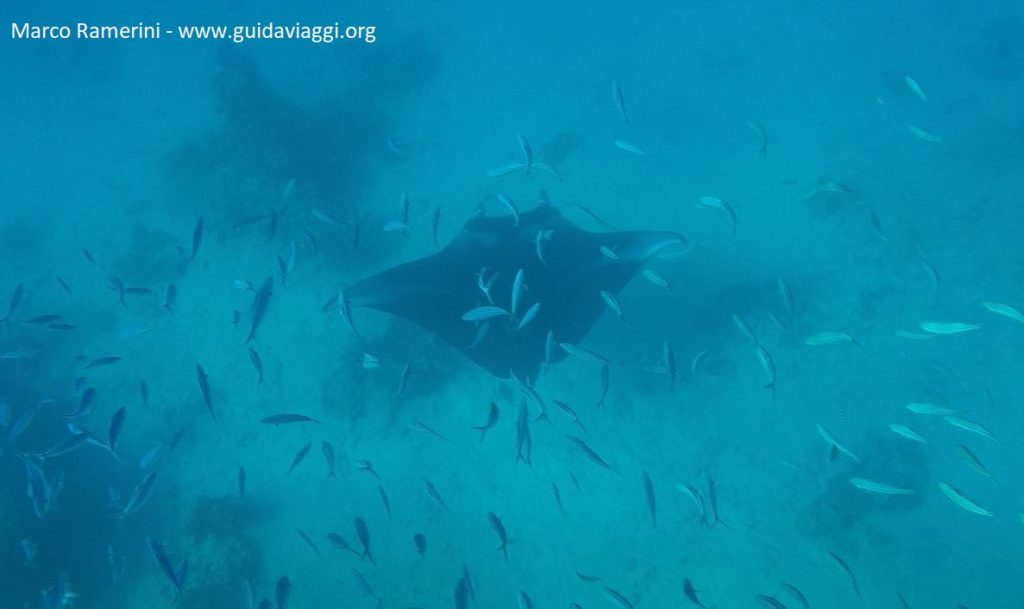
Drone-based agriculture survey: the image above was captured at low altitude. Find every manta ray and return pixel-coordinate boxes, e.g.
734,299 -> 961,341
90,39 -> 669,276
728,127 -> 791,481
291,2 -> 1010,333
344,203 -> 685,379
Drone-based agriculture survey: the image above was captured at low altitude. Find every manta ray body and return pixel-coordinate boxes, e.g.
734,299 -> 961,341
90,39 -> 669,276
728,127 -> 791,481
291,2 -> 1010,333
344,203 -> 685,379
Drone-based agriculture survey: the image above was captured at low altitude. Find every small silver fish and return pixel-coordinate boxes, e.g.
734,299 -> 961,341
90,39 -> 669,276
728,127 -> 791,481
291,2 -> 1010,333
321,441 -> 337,479
517,134 -> 533,176
497,194 -> 521,227
511,269 -> 526,316
462,306 -> 510,322
599,290 -> 623,320
695,196 -> 737,235
515,302 -> 541,331
642,269 -> 670,288
535,229 -> 553,265
559,342 -> 616,367
614,140 -> 647,156
477,268 -> 499,304
612,79 -> 630,127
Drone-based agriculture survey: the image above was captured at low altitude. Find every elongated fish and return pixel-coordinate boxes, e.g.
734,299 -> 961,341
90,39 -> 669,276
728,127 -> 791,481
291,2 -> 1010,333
600,290 -> 623,320
431,206 -> 442,247
755,594 -> 787,609
64,388 -> 95,419
410,420 -> 446,439
695,196 -> 737,235
113,472 -> 157,518
190,217 -> 204,261
675,483 -> 707,524
336,289 -> 359,337
938,482 -> 993,516
462,306 -> 510,322
827,551 -> 862,602
378,485 -> 391,518
321,441 -> 337,479
394,362 -> 412,399
86,356 -> 122,369
981,301 -> 1024,323
262,413 -> 321,425
551,481 -> 567,515
943,416 -> 1002,443
248,348 -> 263,386
423,478 -> 450,512
576,568 -> 602,582
286,442 -> 312,475
612,80 -> 630,127
515,302 -> 541,331
683,578 -> 710,609
297,529 -> 323,559
353,517 -> 373,563
904,75 -> 928,102
905,402 -> 960,415
604,587 -> 635,609
817,424 -> 860,462
568,435 -> 614,471
849,477 -> 914,495
156,283 -> 176,314
519,591 -> 534,609
552,400 -> 586,431
889,423 -> 926,443
957,444 -> 992,477
597,365 -> 610,408
755,345 -> 776,395
804,331 -> 856,346
559,343 -> 616,367
510,269 -> 526,315
497,194 -> 521,227
642,471 -> 657,529
517,134 -> 533,176
781,583 -> 809,609
1,283 -> 24,324
473,401 -> 499,441
908,125 -> 941,142
642,269 -> 670,288
614,140 -> 647,156
147,537 -> 186,595
195,364 -> 215,421
574,204 -> 618,230
515,398 -> 532,465
487,512 -> 508,560
535,229 -> 553,266
107,407 -> 126,454
732,313 -> 757,344
245,277 -> 274,344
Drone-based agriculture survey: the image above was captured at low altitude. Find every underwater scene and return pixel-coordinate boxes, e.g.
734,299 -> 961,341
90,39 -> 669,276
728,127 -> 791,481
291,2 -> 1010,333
2,1 -> 1024,608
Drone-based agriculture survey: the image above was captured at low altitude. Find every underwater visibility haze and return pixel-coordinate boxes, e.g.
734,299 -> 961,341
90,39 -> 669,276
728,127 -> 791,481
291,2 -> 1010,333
2,0 -> 1024,608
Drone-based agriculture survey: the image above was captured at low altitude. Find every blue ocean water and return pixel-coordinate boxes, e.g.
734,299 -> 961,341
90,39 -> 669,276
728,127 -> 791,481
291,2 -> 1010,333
2,0 -> 1023,607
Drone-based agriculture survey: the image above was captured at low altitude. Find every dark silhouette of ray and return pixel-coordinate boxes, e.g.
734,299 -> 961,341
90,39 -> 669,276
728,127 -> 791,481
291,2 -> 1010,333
345,204 -> 685,379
